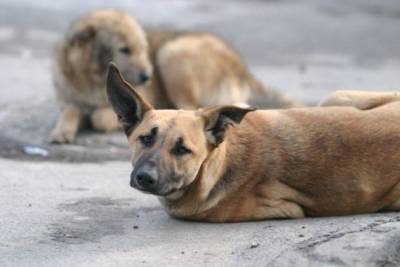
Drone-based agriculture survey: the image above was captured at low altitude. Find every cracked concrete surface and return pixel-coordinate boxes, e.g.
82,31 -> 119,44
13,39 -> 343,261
1,0 -> 400,266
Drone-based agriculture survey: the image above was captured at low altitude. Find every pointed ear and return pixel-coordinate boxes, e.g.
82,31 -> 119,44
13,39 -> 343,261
106,63 -> 153,135
202,106 -> 255,146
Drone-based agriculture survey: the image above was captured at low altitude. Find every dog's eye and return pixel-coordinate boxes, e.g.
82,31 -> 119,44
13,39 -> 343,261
139,135 -> 154,147
171,143 -> 192,156
119,46 -> 131,55
138,127 -> 158,147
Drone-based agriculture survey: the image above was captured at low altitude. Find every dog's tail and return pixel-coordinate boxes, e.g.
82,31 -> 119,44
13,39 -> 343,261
247,77 -> 305,109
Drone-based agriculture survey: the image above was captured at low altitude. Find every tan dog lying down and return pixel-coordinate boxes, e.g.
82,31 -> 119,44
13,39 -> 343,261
107,64 -> 400,222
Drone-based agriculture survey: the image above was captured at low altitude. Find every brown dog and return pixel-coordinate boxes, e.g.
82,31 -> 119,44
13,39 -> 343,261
50,9 -> 301,144
107,64 -> 400,222
320,90 -> 400,110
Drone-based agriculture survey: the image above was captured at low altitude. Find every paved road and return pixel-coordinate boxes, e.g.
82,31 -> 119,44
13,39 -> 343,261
1,0 -> 400,266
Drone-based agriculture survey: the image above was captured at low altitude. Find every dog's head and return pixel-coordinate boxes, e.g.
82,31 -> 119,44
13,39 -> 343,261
68,10 -> 152,85
106,64 -> 254,197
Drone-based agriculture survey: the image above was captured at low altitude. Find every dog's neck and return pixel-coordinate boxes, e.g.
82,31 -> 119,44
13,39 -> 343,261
160,128 -> 253,219
159,139 -> 230,217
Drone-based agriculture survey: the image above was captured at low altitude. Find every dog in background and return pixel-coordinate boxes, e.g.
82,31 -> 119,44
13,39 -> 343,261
50,9 -> 302,144
107,64 -> 400,222
320,90 -> 400,109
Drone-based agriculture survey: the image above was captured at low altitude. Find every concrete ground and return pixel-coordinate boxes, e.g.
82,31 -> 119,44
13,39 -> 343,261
1,0 -> 400,266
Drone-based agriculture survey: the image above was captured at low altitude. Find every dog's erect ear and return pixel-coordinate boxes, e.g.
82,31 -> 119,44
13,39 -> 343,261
107,63 -> 153,135
202,106 -> 255,146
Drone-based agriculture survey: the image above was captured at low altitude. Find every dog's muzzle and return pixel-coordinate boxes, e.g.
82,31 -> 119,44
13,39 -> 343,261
130,168 -> 158,193
138,71 -> 150,84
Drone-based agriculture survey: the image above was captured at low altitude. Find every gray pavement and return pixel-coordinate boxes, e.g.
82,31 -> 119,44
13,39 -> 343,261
1,0 -> 400,266
2,158 -> 400,267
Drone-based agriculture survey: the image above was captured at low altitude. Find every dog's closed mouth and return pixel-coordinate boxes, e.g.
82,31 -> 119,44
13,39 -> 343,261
132,183 -> 178,197
163,188 -> 178,197
150,188 -> 178,197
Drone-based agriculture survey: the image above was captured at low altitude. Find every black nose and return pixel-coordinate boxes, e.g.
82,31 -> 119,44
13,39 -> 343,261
138,71 -> 150,83
136,171 -> 156,190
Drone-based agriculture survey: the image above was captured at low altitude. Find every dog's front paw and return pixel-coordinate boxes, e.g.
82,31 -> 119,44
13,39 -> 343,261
49,129 -> 76,144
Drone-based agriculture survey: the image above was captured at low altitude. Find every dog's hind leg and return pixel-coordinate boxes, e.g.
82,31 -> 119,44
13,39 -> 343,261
320,90 -> 400,110
49,105 -> 81,144
90,107 -> 120,132
252,199 -> 305,220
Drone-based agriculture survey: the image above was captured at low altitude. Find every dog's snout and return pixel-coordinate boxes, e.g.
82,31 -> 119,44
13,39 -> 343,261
139,71 -> 150,83
136,171 -> 156,190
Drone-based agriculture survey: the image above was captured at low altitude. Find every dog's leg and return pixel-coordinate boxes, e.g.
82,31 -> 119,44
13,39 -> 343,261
49,105 -> 81,144
90,107 -> 120,132
201,200 -> 305,222
320,90 -> 400,110
253,199 -> 305,220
